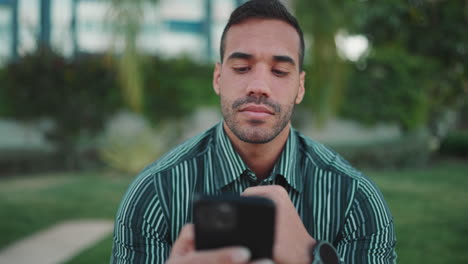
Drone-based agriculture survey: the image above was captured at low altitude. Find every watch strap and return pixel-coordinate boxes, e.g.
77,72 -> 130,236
310,241 -> 341,264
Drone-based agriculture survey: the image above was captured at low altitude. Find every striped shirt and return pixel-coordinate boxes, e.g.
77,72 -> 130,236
111,122 -> 397,263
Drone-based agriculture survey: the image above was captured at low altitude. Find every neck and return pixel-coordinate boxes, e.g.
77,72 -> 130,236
224,122 -> 290,181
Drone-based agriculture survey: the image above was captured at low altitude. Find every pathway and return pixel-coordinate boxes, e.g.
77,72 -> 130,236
0,219 -> 114,264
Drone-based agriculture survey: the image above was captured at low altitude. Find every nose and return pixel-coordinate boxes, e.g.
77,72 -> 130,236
245,67 -> 271,98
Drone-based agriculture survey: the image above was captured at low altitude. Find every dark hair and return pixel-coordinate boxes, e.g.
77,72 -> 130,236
220,0 -> 305,71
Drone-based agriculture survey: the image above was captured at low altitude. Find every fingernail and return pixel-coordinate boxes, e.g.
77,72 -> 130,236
252,259 -> 274,264
231,247 -> 251,263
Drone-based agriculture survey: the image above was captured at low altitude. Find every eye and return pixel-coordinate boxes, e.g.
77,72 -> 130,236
272,69 -> 289,77
233,67 -> 251,74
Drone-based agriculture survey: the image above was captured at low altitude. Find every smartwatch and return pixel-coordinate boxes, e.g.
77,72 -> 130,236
310,241 -> 340,264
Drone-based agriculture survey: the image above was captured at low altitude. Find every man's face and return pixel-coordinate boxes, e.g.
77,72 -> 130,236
213,19 -> 305,144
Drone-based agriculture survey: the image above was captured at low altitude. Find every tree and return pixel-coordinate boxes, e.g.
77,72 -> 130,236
294,0 -> 467,134
344,0 -> 467,133
108,0 -> 159,113
295,0 -> 352,125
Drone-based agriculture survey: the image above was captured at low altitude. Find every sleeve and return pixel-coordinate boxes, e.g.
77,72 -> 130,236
111,175 -> 171,264
336,177 -> 397,264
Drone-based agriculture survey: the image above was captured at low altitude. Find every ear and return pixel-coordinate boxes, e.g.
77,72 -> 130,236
295,70 -> 306,104
213,62 -> 222,95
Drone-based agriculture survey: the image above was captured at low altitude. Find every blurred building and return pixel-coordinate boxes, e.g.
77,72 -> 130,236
0,0 -> 369,66
0,0 -> 251,65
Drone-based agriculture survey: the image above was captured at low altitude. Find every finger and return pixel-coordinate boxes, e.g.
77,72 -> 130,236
243,185 -> 285,194
170,224 -> 195,257
250,258 -> 274,264
242,186 -> 269,197
185,246 -> 251,264
242,185 -> 286,199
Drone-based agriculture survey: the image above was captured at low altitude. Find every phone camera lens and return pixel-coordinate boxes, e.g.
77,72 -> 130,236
212,202 -> 236,230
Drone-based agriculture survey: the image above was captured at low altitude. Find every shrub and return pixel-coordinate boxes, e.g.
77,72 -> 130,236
142,56 -> 217,124
332,130 -> 432,169
439,130 -> 468,158
98,111 -> 169,174
1,47 -> 123,168
341,47 -> 434,132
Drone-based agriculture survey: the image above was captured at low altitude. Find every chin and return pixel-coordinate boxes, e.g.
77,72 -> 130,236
236,128 -> 276,144
246,119 -> 268,126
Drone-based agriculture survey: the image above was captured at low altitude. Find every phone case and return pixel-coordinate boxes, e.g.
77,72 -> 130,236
193,194 -> 276,260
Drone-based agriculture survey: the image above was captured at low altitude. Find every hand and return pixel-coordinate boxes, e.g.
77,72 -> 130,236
166,224 -> 273,264
243,185 -> 317,264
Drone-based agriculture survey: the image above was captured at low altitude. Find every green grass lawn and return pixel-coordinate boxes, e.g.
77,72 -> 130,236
367,159 -> 468,264
0,170 -> 133,263
1,159 -> 467,263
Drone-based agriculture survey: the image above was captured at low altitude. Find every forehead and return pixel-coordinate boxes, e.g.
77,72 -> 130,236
223,19 -> 301,62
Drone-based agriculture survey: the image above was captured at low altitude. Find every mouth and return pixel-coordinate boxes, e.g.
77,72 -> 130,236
239,104 -> 274,119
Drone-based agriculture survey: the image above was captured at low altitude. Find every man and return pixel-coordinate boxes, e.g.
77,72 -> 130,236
111,1 -> 397,263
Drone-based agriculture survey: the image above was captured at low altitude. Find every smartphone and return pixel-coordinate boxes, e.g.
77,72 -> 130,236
193,194 -> 276,260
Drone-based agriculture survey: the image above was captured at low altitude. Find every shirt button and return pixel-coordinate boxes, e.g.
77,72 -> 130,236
260,180 -> 272,186
247,173 -> 257,182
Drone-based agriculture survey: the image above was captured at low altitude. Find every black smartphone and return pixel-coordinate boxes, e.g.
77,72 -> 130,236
193,194 -> 276,260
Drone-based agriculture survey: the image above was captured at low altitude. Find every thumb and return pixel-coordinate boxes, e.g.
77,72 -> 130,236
184,247 -> 252,264
170,224 -> 195,258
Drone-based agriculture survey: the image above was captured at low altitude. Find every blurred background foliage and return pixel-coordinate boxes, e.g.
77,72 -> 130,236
1,47 -> 122,169
0,0 -> 466,174
0,49 -> 216,173
295,0 -> 467,168
343,0 -> 468,133
297,0 -> 467,132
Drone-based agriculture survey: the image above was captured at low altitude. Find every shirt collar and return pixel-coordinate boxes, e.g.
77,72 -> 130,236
213,122 -> 249,190
213,122 -> 304,193
269,127 -> 304,193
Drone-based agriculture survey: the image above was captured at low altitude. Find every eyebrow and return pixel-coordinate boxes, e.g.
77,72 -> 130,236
273,55 -> 296,66
227,52 -> 253,61
227,52 -> 296,67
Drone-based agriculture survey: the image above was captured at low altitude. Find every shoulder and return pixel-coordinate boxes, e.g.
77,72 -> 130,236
295,130 -> 362,179
120,125 -> 216,197
295,129 -> 391,216
138,124 -> 217,177
117,125 -> 217,210
294,130 -> 381,197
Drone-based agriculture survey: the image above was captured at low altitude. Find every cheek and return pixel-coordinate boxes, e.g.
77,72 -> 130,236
219,93 -> 233,108
218,78 -> 244,98
273,80 -> 300,99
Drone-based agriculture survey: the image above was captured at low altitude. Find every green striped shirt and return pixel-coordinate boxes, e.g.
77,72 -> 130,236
111,122 -> 396,263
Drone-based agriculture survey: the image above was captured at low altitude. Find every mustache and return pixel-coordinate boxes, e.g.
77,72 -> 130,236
232,96 -> 281,113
